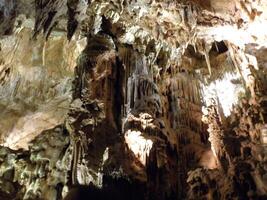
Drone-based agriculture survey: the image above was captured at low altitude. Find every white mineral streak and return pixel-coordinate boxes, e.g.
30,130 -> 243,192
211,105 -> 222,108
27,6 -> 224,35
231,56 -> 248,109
125,130 -> 153,166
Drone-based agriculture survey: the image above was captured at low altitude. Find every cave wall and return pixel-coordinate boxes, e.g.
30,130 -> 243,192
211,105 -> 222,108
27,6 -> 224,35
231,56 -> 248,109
0,0 -> 267,200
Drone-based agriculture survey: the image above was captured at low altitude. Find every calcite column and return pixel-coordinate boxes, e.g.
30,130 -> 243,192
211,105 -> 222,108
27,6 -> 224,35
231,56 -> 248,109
66,33 -> 123,186
202,99 -> 230,171
123,55 -> 178,200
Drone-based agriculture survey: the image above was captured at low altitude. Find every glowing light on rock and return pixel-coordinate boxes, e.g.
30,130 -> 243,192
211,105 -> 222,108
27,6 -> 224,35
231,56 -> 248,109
199,150 -> 218,169
3,111 -> 63,150
198,19 -> 267,48
202,73 -> 245,117
198,25 -> 252,48
261,126 -> 267,145
124,130 -> 153,166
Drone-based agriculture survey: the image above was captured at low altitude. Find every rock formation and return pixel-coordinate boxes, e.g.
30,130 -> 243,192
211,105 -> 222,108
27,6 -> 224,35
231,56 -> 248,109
0,0 -> 267,199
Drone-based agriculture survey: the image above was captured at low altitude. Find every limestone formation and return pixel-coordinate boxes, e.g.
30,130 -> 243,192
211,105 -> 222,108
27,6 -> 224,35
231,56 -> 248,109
0,0 -> 267,199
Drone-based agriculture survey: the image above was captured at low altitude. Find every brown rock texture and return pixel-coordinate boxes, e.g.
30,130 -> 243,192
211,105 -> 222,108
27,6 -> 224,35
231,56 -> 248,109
0,0 -> 267,200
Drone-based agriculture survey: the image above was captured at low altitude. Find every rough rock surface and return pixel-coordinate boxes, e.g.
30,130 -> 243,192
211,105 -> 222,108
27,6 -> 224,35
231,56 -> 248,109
0,0 -> 267,199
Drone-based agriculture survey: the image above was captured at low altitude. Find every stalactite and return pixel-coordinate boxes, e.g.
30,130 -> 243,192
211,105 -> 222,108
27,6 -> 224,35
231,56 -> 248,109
204,48 -> 212,75
42,41 -> 46,66
71,140 -> 79,185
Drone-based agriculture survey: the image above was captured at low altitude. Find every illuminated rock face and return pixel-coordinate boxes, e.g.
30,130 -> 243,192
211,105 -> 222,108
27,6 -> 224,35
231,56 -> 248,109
0,0 -> 267,200
0,24 -> 86,150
